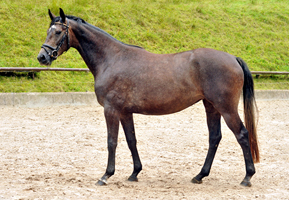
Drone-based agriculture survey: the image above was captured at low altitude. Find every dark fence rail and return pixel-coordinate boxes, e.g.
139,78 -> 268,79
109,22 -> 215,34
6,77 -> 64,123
0,67 -> 289,75
0,67 -> 90,72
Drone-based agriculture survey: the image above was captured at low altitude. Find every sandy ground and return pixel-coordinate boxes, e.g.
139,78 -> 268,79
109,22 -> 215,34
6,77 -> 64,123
0,100 -> 288,199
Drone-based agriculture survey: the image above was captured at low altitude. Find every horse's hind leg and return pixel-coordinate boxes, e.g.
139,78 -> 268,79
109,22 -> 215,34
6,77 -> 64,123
221,111 -> 255,187
192,99 -> 222,184
120,113 -> 142,182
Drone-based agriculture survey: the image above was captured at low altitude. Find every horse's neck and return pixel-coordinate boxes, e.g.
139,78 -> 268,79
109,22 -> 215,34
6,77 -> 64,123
71,22 -> 121,76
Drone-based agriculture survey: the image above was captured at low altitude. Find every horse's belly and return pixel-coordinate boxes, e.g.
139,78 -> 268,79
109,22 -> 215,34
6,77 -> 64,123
133,92 -> 203,115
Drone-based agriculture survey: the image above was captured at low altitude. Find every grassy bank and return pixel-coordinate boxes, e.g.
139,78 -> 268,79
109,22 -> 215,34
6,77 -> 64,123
0,0 -> 288,92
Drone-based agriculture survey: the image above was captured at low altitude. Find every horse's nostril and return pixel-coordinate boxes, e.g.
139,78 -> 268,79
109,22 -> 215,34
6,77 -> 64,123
40,55 -> 45,61
37,54 -> 46,62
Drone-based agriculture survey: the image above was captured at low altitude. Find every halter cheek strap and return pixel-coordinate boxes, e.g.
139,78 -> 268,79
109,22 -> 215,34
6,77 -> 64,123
41,20 -> 70,60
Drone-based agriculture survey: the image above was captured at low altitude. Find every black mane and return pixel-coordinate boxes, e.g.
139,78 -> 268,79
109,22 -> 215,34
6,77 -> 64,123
52,15 -> 143,49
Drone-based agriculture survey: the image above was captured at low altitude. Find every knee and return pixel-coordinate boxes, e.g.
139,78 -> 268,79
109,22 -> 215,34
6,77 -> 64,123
209,133 -> 222,147
107,139 -> 117,150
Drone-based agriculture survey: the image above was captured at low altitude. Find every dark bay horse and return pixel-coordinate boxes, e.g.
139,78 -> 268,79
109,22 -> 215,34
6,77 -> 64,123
37,8 -> 259,187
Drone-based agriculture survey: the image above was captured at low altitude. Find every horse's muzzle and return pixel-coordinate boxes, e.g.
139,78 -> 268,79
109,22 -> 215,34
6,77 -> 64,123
37,51 -> 51,66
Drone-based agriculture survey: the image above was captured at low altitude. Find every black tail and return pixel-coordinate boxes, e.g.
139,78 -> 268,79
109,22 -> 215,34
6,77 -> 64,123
236,57 -> 260,163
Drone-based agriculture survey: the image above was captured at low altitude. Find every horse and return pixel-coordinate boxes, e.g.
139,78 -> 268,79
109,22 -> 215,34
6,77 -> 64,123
37,8 -> 259,187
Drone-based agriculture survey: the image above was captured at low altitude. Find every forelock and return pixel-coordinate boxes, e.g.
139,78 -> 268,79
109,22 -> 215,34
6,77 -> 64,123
49,16 -> 63,27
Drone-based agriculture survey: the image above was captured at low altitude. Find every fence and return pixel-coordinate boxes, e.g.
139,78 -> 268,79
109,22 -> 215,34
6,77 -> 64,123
1,67 -> 289,92
0,67 -> 90,72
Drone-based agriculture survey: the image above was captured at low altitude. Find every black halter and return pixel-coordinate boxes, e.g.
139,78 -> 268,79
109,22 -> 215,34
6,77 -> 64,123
41,20 -> 70,60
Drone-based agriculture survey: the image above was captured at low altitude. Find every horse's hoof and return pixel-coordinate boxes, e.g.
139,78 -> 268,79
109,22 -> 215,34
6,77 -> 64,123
128,176 -> 138,182
96,179 -> 107,186
191,178 -> 202,184
240,180 -> 252,187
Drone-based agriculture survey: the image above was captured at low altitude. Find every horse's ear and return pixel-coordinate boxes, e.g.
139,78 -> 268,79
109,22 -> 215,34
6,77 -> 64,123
59,8 -> 66,23
48,9 -> 56,21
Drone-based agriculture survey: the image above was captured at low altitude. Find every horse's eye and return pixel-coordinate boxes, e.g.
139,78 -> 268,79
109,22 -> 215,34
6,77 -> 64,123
56,31 -> 62,35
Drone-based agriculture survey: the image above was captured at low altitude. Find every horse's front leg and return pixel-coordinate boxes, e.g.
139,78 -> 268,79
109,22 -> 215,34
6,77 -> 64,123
97,106 -> 120,186
120,113 -> 142,182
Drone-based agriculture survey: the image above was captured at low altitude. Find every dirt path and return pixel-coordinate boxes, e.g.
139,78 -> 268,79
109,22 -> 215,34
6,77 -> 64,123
0,100 -> 288,199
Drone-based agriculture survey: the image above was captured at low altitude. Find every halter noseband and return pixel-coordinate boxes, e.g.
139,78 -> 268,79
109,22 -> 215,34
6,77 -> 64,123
41,20 -> 70,60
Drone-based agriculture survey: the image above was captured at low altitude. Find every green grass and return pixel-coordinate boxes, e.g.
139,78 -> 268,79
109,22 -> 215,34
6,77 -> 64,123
0,0 -> 289,92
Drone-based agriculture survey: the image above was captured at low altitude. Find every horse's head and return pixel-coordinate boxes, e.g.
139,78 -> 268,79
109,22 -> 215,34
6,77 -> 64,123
37,8 -> 70,66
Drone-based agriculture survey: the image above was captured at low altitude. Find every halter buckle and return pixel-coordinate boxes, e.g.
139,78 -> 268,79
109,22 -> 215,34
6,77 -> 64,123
51,50 -> 58,58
